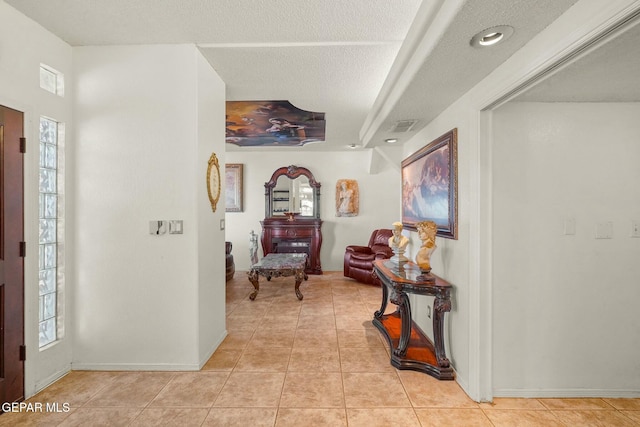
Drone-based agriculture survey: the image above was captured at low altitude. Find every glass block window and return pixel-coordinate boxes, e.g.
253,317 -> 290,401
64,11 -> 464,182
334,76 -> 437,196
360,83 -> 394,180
39,117 -> 63,347
39,64 -> 64,96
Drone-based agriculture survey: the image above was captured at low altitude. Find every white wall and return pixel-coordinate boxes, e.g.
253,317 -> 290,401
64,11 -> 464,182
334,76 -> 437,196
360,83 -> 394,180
0,2 -> 74,396
196,53 -> 227,365
72,45 -> 226,370
224,150 -> 401,272
400,0 -> 640,401
401,108 -> 473,397
492,102 -> 640,396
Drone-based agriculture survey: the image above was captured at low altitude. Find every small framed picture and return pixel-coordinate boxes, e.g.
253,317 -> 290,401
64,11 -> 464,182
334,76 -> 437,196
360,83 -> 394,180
225,163 -> 243,212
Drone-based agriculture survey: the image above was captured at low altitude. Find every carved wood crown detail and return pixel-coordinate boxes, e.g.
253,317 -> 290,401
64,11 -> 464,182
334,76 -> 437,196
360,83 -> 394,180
265,165 -> 321,189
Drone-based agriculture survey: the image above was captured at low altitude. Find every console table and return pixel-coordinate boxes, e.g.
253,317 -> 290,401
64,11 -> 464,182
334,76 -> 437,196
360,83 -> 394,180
248,253 -> 308,300
372,259 -> 454,380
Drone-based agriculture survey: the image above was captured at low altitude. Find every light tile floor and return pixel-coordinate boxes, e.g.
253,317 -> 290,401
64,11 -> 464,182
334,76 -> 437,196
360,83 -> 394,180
2,272 -> 639,426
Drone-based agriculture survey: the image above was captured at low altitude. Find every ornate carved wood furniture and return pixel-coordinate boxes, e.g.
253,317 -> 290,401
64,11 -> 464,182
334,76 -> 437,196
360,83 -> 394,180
248,253 -> 308,300
372,259 -> 454,380
343,229 -> 394,284
261,166 -> 323,275
225,241 -> 235,281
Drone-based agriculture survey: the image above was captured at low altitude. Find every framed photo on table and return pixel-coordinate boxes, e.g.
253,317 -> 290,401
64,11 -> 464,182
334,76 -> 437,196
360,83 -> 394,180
401,129 -> 458,239
225,163 -> 243,212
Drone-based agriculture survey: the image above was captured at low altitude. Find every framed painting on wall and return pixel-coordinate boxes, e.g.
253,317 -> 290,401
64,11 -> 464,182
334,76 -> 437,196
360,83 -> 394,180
225,163 -> 243,212
401,129 -> 458,239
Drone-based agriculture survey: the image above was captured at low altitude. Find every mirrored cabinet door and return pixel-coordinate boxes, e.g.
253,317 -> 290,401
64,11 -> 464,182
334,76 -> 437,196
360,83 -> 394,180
264,165 -> 321,219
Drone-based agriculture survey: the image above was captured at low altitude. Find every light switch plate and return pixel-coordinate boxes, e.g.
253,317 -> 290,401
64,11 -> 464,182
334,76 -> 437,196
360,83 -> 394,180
169,220 -> 183,234
220,219 -> 225,230
563,217 -> 576,235
150,220 -> 166,235
595,221 -> 613,239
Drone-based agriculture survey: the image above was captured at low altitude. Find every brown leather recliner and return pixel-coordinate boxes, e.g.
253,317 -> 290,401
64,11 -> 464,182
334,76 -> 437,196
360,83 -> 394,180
344,229 -> 394,284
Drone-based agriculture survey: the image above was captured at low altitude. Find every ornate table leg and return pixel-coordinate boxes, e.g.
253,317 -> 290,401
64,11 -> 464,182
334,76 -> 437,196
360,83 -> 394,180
391,290 -> 411,357
248,269 -> 260,300
433,296 -> 452,367
373,270 -> 388,319
294,268 -> 305,300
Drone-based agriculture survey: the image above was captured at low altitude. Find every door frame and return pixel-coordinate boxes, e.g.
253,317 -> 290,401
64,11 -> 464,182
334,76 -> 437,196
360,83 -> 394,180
0,104 -> 25,406
467,0 -> 640,401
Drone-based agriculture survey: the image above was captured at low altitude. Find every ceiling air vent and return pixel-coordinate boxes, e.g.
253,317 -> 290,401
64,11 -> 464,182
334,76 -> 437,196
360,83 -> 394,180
389,120 -> 418,133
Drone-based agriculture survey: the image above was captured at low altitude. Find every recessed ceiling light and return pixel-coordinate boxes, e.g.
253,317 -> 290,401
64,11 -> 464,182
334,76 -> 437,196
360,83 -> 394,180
470,25 -> 514,48
479,32 -> 503,45
385,138 -> 398,144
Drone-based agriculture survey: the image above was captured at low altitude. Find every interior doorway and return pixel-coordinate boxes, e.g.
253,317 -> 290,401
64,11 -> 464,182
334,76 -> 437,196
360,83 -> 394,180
0,105 -> 25,406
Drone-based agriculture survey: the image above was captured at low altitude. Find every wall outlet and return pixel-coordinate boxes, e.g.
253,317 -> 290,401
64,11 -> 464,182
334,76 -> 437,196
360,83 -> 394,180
632,220 -> 640,238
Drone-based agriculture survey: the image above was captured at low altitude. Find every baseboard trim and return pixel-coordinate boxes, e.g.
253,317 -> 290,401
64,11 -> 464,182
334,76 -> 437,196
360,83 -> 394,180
68,330 -> 229,373
70,362 -> 201,371
493,388 -> 640,398
34,365 -> 72,396
199,329 -> 228,369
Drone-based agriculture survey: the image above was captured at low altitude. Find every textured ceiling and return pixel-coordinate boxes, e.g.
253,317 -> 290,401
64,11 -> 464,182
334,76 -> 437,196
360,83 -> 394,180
7,0 -> 632,152
361,0 -> 580,147
512,18 -> 640,102
5,0 -> 419,45
200,43 -> 403,148
6,0 -> 421,150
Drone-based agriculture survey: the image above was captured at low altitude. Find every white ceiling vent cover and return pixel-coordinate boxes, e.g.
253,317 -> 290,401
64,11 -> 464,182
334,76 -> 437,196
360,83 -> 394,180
389,120 -> 418,133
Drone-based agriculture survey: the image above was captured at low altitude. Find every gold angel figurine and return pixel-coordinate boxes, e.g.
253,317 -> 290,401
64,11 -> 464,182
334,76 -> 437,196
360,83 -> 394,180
415,221 -> 437,273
